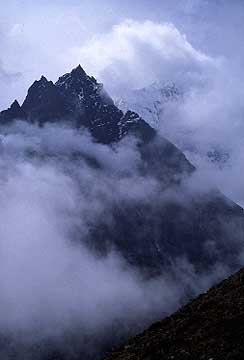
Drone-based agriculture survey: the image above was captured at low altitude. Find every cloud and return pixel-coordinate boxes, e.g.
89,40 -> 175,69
73,15 -> 244,208
0,59 -> 22,111
70,19 -> 217,94
0,122 -> 170,356
0,60 -> 21,84
0,120 -> 234,359
0,0 -> 243,109
150,51 -> 244,206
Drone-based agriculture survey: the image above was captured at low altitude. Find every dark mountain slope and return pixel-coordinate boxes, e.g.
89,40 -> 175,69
104,266 -> 244,360
89,190 -> 244,275
21,76 -> 66,122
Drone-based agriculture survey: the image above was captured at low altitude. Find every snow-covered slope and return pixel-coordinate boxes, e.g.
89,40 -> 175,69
116,81 -> 232,170
115,81 -> 181,129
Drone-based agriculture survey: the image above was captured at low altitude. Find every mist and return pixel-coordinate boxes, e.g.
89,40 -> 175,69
0,120 -> 235,359
69,4 -> 244,207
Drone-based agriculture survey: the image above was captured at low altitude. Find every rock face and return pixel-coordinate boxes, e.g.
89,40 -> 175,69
89,190 -> 244,275
115,81 -> 181,129
0,65 -> 155,144
0,100 -> 26,123
104,266 -> 244,360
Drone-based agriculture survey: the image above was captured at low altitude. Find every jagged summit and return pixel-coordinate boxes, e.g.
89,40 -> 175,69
0,65 -> 155,143
10,99 -> 21,110
21,75 -> 65,123
26,75 -> 51,92
56,65 -> 90,86
0,99 -> 25,123
55,65 -> 102,101
70,64 -> 87,77
40,75 -> 49,82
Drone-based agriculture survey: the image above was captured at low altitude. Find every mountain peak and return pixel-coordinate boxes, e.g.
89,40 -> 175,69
55,64 -> 93,90
27,76 -> 52,92
0,65 -> 155,143
71,64 -> 87,77
0,99 -> 26,122
10,99 -> 21,110
21,75 -> 65,122
40,75 -> 48,82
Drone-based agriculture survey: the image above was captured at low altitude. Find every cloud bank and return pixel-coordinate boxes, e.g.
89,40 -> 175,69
71,19 -> 217,96
0,121 -> 233,359
67,14 -> 243,207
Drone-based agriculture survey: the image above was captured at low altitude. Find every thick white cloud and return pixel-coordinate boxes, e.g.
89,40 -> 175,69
0,121 -> 231,359
70,20 -> 217,94
0,0 -> 243,110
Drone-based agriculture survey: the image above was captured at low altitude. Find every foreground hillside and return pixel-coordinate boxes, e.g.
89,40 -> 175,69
105,266 -> 244,360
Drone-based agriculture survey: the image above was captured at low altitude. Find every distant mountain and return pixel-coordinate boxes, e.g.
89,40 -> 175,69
115,81 -> 181,129
104,266 -> 244,360
115,82 -> 232,168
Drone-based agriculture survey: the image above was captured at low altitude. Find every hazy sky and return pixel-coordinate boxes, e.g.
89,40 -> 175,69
1,0 -> 244,109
